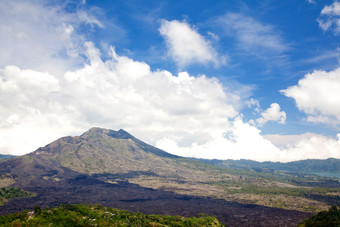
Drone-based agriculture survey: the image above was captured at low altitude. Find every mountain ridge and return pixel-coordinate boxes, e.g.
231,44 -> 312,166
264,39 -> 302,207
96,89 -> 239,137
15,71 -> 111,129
198,157 -> 340,174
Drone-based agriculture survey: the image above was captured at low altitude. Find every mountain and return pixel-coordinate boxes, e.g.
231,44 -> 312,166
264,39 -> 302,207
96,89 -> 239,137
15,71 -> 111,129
0,154 -> 15,161
0,127 -> 336,226
31,127 -> 179,174
199,158 -> 340,175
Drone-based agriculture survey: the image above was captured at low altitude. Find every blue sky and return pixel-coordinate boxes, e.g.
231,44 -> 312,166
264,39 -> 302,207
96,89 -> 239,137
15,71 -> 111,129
1,0 -> 340,161
84,0 -> 339,134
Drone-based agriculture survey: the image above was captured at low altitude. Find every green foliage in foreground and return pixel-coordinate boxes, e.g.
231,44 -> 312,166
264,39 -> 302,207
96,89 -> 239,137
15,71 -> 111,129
0,188 -> 34,206
0,203 -> 225,226
299,205 -> 340,227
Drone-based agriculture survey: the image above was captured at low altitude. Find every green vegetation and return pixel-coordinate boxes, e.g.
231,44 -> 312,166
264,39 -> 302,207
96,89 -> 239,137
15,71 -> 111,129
0,188 -> 34,205
299,205 -> 340,226
0,203 -> 224,226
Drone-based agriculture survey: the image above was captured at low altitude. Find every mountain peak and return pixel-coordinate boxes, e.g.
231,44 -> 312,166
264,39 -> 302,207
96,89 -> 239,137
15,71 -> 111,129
81,127 -> 135,140
107,129 -> 135,140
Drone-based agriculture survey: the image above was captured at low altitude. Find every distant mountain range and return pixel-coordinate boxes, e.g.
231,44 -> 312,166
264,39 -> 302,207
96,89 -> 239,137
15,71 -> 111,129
198,158 -> 340,174
0,127 -> 338,226
0,154 -> 16,161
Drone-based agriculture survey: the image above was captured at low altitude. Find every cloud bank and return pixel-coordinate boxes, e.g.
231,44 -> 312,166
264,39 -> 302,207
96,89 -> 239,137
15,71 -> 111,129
1,42 -> 339,162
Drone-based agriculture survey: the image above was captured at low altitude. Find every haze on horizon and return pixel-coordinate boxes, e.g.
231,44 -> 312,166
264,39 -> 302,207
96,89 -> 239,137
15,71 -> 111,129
0,0 -> 340,162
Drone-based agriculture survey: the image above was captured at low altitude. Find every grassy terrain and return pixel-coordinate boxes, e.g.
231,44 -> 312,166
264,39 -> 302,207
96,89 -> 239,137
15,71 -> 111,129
0,203 -> 224,226
0,188 -> 34,206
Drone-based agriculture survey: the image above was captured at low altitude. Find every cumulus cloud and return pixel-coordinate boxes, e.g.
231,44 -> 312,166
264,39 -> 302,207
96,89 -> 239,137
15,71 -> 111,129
1,1 -> 339,162
256,103 -> 286,126
159,20 -> 226,67
281,67 -> 340,125
318,1 -> 340,34
1,42 -> 339,161
0,42 -> 237,156
0,66 -> 85,155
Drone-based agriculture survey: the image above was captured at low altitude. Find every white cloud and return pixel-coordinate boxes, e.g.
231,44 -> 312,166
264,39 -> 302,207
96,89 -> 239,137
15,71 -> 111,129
156,117 -> 281,162
0,42 -> 238,156
218,13 -> 288,54
77,10 -> 103,28
0,2 -> 339,162
281,67 -> 340,125
264,133 -> 322,148
159,20 -> 226,67
246,98 -> 260,113
256,103 -> 286,126
0,66 -> 84,155
0,0 -> 103,75
265,133 -> 340,161
303,49 -> 340,64
1,42 -> 339,161
318,1 -> 340,34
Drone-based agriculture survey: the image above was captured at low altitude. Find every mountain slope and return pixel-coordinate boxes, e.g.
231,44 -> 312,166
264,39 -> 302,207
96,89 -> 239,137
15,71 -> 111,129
31,127 -> 179,175
1,127 -> 226,199
28,127 -> 219,188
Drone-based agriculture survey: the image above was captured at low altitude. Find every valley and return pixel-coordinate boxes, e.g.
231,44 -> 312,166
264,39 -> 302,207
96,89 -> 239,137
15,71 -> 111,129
0,127 -> 339,226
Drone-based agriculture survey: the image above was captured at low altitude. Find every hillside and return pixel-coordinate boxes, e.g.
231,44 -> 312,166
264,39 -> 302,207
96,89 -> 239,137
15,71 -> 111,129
0,127 -> 338,226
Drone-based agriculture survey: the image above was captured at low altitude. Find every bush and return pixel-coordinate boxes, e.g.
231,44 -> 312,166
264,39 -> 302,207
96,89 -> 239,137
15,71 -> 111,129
0,203 -> 225,226
299,205 -> 340,227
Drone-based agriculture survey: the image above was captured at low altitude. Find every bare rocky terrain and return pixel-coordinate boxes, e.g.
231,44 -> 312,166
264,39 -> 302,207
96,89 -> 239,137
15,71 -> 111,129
0,172 -> 310,227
